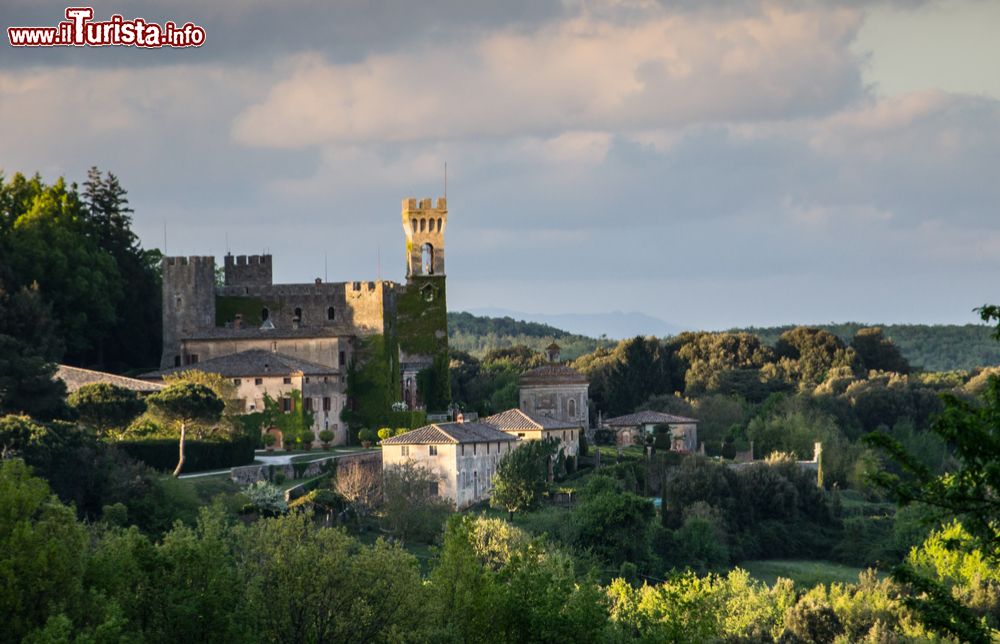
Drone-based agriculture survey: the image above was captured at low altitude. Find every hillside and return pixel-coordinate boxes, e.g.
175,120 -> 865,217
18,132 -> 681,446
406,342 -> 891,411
734,323 -> 1000,372
449,312 -> 1000,371
447,311 -> 612,359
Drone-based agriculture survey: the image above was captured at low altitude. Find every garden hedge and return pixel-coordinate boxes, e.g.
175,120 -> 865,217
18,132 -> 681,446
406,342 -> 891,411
114,435 -> 256,473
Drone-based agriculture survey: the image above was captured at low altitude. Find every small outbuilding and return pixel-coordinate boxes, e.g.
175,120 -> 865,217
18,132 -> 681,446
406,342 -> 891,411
603,410 -> 698,452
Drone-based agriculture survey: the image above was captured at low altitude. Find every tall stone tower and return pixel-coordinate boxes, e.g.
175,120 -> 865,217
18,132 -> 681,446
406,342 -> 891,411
398,197 -> 450,411
160,256 -> 216,369
402,197 -> 447,277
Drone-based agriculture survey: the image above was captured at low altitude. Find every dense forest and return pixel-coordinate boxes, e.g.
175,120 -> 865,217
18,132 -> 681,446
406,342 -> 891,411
449,312 -> 1000,372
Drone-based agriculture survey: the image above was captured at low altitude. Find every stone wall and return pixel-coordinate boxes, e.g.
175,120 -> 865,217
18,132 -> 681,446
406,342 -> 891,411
224,254 -> 272,287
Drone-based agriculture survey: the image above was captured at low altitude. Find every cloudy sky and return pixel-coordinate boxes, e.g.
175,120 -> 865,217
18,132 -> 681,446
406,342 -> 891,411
3,0 -> 999,332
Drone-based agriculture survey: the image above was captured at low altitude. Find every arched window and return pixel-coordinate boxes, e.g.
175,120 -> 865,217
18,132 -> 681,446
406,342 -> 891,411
568,398 -> 577,418
420,218 -> 426,232
421,243 -> 434,275
327,306 -> 335,321
261,307 -> 269,321
421,284 -> 435,302
411,218 -> 417,231
437,217 -> 443,231
293,307 -> 302,321
428,218 -> 435,232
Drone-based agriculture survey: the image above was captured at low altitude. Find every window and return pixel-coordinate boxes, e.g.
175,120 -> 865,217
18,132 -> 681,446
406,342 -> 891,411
261,307 -> 269,321
188,354 -> 199,365
563,430 -> 567,441
305,377 -> 310,383
323,397 -> 331,411
568,398 -> 577,418
281,397 -> 292,413
294,307 -> 302,321
327,306 -> 335,321
254,377 -> 263,385
339,351 -> 346,367
460,444 -> 465,456
517,433 -> 525,438
233,378 -> 241,385
428,481 -> 438,496
473,443 -> 477,455
429,445 -> 438,456
401,446 -> 409,457
173,355 -> 181,367
282,377 -> 291,385
303,397 -> 313,412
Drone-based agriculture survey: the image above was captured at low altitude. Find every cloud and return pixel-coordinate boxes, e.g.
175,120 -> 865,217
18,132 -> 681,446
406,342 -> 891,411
232,4 -> 865,147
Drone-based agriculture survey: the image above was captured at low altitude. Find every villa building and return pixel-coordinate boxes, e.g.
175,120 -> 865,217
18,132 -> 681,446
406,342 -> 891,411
603,410 -> 699,451
380,421 -> 519,509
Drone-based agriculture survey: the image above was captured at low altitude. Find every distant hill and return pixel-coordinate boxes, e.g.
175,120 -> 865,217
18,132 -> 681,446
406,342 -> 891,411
464,308 -> 683,340
448,312 -> 612,359
732,323 -> 1000,372
448,312 -> 1000,371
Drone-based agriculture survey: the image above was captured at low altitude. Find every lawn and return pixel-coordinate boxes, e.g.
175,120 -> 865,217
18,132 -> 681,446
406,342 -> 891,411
740,559 -> 880,587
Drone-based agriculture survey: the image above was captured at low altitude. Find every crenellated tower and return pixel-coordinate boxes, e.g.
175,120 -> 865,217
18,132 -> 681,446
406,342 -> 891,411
398,196 -> 450,411
402,197 -> 447,277
160,256 -> 216,369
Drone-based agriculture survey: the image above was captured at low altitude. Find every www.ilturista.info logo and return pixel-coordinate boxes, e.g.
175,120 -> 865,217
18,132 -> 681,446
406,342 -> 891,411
8,7 -> 206,48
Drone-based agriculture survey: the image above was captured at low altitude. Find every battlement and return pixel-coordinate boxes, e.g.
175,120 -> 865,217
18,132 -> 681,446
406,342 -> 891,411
164,255 -> 215,267
224,252 -> 273,287
224,254 -> 272,268
402,197 -> 447,213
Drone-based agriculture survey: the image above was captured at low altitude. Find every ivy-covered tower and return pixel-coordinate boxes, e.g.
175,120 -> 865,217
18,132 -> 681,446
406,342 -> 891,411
398,197 -> 450,411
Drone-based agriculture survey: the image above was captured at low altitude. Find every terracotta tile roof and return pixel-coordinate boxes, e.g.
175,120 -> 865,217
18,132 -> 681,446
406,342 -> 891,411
381,422 -> 519,445
56,365 -> 166,393
140,349 -> 337,379
519,364 -> 588,386
604,410 -> 698,426
481,408 -> 580,431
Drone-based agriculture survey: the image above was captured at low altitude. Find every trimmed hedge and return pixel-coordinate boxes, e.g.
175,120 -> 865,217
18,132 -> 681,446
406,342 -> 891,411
114,435 -> 256,473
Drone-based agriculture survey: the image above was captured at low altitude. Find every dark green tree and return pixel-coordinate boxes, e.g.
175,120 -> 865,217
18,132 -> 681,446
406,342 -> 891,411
851,327 -> 911,374
490,438 -> 558,518
81,167 -> 162,370
147,383 -> 224,476
68,383 -> 146,439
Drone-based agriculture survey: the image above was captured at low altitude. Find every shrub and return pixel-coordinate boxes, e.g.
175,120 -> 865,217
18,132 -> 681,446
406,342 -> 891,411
261,433 -> 276,448
300,431 -> 315,445
318,430 -> 334,447
377,427 -> 393,442
243,481 -> 288,516
782,592 -> 843,643
357,428 -> 375,445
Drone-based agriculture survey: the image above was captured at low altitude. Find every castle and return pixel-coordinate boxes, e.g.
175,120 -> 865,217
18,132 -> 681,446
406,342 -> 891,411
147,197 -> 450,445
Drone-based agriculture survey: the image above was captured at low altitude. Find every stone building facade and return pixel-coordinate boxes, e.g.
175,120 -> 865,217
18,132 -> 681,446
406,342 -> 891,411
381,421 -> 519,509
155,197 -> 451,445
481,408 -> 581,459
143,350 -> 347,446
518,343 -> 590,428
602,410 -> 699,451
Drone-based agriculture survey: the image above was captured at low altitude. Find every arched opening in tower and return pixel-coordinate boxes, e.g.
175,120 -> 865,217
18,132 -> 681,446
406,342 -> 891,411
421,243 -> 434,275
